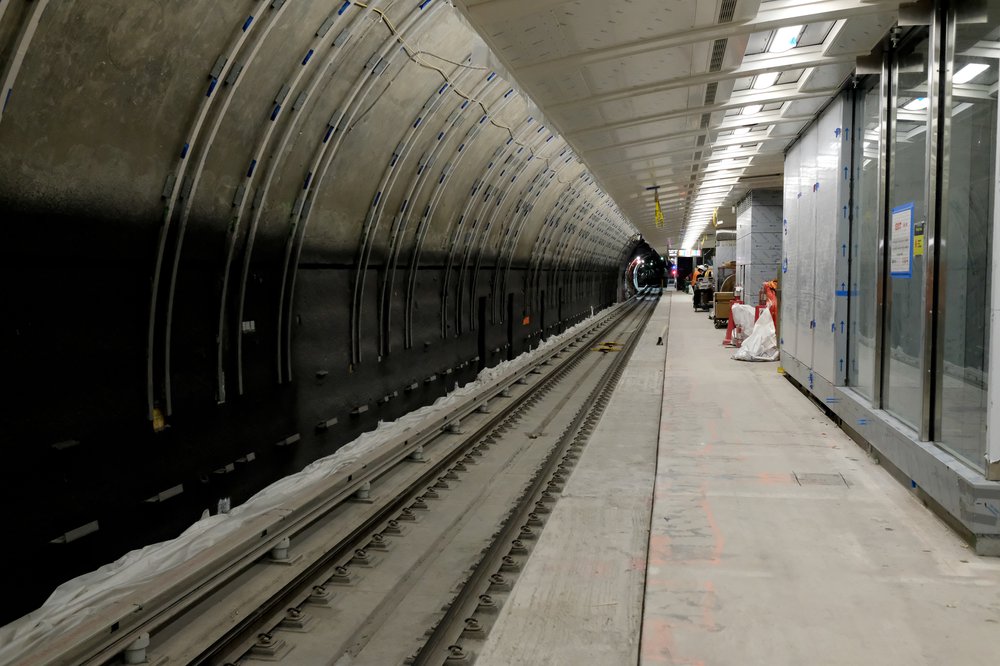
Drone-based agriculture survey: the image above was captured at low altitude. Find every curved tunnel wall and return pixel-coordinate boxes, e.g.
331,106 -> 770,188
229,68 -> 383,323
0,0 -> 638,616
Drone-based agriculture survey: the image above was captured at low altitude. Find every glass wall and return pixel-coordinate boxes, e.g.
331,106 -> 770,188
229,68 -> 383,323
842,3 -> 999,473
938,15 -> 998,467
849,81 -> 881,400
884,32 -> 929,429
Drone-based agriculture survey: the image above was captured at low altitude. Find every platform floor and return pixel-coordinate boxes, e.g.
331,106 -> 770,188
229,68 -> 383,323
478,290 -> 1000,665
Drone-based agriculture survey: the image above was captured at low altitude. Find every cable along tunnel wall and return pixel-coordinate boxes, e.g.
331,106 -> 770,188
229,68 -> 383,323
0,0 -> 638,623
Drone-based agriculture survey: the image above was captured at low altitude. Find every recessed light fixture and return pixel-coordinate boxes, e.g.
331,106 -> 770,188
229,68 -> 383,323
753,72 -> 780,90
903,97 -> 928,111
769,26 -> 803,54
733,126 -> 752,136
954,62 -> 990,84
742,104 -> 763,116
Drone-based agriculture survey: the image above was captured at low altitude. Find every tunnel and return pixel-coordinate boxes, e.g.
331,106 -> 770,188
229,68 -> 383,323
6,1 -> 1000,662
0,0 -> 643,620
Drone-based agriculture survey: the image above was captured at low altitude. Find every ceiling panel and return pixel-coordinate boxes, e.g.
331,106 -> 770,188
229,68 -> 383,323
456,0 -> 903,250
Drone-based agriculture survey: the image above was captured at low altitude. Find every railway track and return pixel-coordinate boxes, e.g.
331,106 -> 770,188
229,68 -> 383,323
14,289 -> 659,666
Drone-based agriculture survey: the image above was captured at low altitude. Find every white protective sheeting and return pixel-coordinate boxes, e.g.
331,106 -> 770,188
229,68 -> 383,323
782,143 -> 799,357
733,308 -> 779,362
0,305 -> 616,661
782,92 -> 853,385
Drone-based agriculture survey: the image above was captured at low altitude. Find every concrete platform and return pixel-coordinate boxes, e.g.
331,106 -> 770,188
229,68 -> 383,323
478,290 -> 1000,665
643,291 -> 1000,665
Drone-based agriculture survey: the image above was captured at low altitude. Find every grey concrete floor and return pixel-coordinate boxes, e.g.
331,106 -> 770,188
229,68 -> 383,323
642,290 -> 1000,665
475,290 -> 1000,665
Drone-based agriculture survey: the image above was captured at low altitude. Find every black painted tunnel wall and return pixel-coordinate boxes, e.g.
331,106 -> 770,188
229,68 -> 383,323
0,1 -> 638,619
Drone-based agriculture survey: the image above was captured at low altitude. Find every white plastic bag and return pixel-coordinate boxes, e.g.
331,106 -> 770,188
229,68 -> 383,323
733,308 -> 779,362
730,303 -> 757,344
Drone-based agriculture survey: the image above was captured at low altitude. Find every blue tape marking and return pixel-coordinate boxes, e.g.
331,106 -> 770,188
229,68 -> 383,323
338,1 -> 351,15
844,166 -> 849,181
180,142 -> 190,159
302,49 -> 314,65
506,137 -> 513,145
911,480 -> 918,489
242,15 -> 254,32
858,418 -> 868,426
479,115 -> 487,124
504,88 -> 514,98
437,131 -> 444,140
270,104 -> 281,121
206,78 -> 218,97
438,83 -> 448,95
458,143 -> 465,152
825,397 -> 840,404
812,182 -> 820,192
835,290 -> 848,296
373,191 -> 382,207
419,0 -> 432,8
487,72 -> 496,82
413,117 -> 422,128
303,172 -> 312,189
401,199 -> 409,213
417,164 -> 424,174
2,87 -> 11,112
831,323 -> 836,332
546,135 -> 553,142
439,173 -> 446,184
323,126 -> 334,143
460,100 -> 469,109
845,128 -> 850,141
797,192 -> 802,199
834,127 -> 841,138
247,159 -> 257,177
424,204 -> 431,216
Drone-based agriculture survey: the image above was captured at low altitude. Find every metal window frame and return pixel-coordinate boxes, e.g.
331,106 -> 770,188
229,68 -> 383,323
873,47 -> 893,409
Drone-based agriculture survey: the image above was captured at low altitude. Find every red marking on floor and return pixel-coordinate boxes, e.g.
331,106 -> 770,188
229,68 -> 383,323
641,615 -> 706,665
757,471 -> 794,485
699,484 -> 725,565
648,533 -> 672,566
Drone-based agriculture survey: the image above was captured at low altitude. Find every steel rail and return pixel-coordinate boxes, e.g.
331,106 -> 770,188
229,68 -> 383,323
412,291 -> 659,665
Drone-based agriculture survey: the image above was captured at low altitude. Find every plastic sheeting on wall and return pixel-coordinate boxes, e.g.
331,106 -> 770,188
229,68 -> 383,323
781,92 -> 853,386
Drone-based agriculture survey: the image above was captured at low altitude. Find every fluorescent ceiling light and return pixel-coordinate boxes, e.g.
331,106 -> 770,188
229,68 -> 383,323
903,97 -> 928,111
954,63 -> 990,84
742,104 -> 763,116
753,72 -> 780,90
733,126 -> 752,136
769,26 -> 803,53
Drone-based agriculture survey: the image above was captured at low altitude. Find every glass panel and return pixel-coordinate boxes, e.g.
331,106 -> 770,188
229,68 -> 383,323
849,80 -> 881,399
884,32 -> 929,429
938,16 -> 998,469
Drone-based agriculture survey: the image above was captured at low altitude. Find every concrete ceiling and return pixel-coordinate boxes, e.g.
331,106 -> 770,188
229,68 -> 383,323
454,0 -> 902,251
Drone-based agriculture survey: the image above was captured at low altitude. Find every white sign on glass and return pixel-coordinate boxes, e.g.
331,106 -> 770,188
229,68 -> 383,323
890,202 -> 914,278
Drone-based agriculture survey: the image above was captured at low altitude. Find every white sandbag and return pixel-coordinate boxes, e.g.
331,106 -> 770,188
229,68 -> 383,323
733,308 -> 779,362
730,303 -> 757,337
